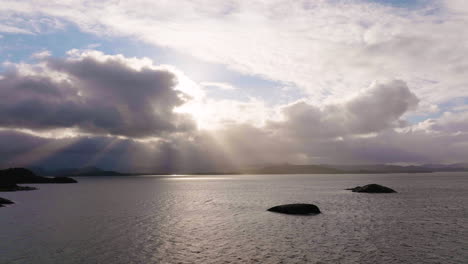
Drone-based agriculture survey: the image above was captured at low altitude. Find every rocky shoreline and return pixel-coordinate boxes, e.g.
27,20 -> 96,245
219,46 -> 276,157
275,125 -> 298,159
0,197 -> 14,207
0,168 -> 77,208
0,183 -> 37,192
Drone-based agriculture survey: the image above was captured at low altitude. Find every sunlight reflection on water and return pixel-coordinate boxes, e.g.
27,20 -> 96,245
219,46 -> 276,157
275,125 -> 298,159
166,177 -> 233,180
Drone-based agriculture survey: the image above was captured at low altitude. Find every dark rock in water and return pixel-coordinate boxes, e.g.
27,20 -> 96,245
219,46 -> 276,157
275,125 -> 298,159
267,203 -> 321,215
0,182 -> 37,192
0,197 -> 14,207
346,184 -> 396,193
0,168 -> 77,184
51,177 -> 77,183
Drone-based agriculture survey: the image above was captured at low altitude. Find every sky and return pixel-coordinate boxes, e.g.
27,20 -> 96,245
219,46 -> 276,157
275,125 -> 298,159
0,0 -> 468,172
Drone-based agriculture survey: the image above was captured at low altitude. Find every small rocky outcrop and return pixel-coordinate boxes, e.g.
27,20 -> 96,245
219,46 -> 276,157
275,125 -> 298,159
0,183 -> 37,192
346,184 -> 396,193
51,177 -> 78,183
0,197 -> 14,207
267,203 -> 321,215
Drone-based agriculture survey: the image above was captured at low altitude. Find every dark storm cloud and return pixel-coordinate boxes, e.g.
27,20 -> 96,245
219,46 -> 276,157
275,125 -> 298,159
0,51 -> 195,137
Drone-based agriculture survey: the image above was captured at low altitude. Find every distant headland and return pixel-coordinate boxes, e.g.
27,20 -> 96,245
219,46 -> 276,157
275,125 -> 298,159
0,168 -> 77,187
24,163 -> 468,177
0,168 -> 77,207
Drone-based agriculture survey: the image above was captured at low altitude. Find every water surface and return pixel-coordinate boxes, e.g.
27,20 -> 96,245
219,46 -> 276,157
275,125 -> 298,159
1,173 -> 467,263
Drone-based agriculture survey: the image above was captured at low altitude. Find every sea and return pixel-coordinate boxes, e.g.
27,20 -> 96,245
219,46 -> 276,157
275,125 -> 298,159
1,172 -> 467,264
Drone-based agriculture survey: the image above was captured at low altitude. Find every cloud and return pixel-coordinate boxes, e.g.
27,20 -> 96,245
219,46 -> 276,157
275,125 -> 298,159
0,50 -> 195,137
2,0 -> 466,109
269,80 -> 419,138
1,1 -> 468,167
0,8 -> 65,35
0,76 -> 467,170
418,110 -> 468,134
0,129 -> 236,172
31,50 -> 51,59
200,82 -> 237,91
2,51 -> 468,169
178,97 -> 272,129
0,24 -> 33,34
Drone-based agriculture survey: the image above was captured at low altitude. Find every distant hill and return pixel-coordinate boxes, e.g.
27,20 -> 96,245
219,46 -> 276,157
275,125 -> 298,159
0,167 -> 77,186
420,163 -> 468,172
323,164 -> 434,173
26,162 -> 468,177
324,164 -> 468,173
246,163 -> 468,174
30,167 -> 127,177
248,164 -> 344,174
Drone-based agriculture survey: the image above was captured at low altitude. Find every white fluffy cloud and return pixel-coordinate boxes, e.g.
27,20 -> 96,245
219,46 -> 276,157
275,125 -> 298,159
418,110 -> 468,134
1,0 -> 467,107
269,80 -> 419,138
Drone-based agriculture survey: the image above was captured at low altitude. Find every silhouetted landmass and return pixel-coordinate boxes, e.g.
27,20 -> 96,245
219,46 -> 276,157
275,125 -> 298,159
249,164 -> 343,174
26,163 -> 468,177
324,164 -> 433,173
420,163 -> 468,172
0,168 -> 77,208
0,168 -> 77,187
254,163 -> 468,174
267,203 -> 321,215
247,164 -> 435,174
0,182 -> 37,192
31,166 -> 237,176
346,184 -> 397,193
31,166 -> 128,177
0,197 -> 14,207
